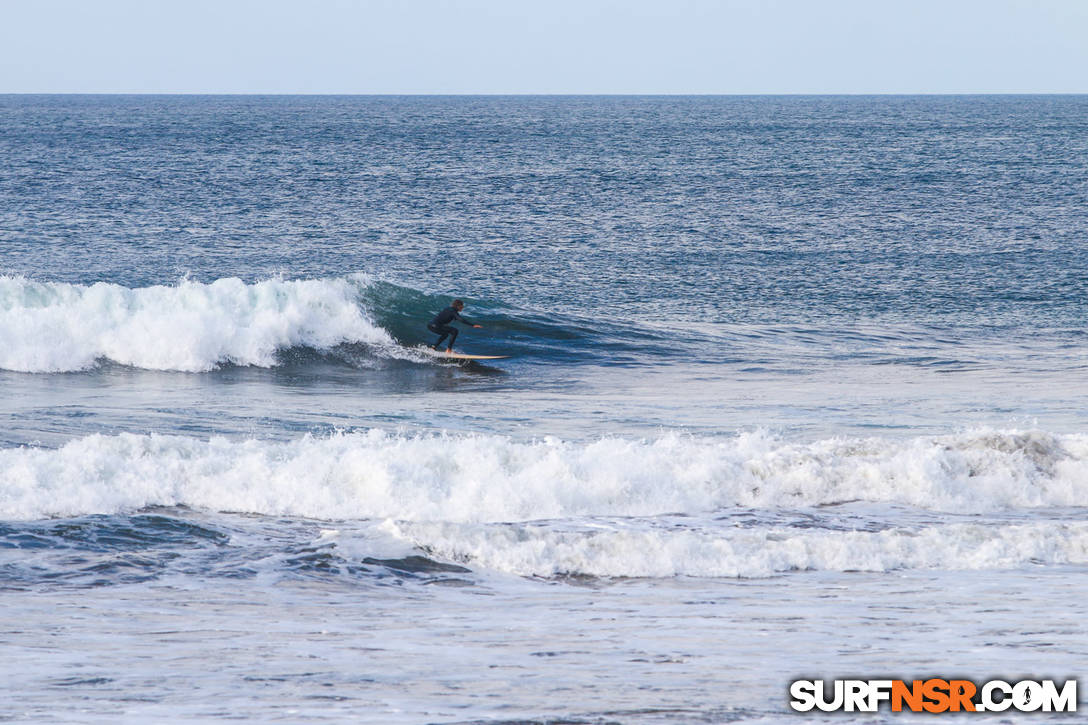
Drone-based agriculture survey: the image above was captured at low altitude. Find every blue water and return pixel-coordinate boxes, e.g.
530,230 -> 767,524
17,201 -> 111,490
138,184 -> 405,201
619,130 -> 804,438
2,95 -> 1087,722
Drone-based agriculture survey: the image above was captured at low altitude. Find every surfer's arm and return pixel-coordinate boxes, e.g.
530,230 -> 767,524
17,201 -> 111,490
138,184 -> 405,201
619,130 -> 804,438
454,312 -> 482,328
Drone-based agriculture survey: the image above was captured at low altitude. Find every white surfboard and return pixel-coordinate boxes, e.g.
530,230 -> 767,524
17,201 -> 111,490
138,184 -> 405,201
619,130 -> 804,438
421,348 -> 509,361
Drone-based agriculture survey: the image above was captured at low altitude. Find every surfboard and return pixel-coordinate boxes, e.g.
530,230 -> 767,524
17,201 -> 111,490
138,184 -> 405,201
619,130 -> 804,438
421,348 -> 509,361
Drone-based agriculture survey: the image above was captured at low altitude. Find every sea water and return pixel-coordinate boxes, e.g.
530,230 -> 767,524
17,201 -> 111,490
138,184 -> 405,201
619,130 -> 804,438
1,95 -> 1087,722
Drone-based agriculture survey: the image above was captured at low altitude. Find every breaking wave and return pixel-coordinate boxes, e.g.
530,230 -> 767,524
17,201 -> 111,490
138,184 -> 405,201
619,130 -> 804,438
2,428 -> 1086,521
0,274 -> 394,372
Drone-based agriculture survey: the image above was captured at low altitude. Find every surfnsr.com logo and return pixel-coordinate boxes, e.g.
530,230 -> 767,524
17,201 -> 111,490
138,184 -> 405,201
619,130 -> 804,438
789,678 -> 1078,713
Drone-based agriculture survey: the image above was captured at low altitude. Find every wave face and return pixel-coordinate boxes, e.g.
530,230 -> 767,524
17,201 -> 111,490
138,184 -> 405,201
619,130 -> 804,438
3,429 -> 1085,522
0,274 -> 394,372
6,272 -> 1072,377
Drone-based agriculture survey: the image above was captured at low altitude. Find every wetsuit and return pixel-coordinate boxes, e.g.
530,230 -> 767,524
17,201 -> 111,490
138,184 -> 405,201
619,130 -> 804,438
427,306 -> 474,349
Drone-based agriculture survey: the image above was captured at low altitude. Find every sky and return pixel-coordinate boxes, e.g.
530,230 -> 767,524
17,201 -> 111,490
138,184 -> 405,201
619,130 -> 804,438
2,0 -> 1087,94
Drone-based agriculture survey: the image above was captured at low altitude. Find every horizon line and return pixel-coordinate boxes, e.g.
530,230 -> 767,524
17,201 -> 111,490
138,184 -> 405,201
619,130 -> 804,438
2,91 -> 1087,97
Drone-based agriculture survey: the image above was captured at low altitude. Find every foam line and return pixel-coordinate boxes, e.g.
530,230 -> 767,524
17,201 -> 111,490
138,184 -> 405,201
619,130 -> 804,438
384,519 -> 1088,578
2,429 -> 1085,521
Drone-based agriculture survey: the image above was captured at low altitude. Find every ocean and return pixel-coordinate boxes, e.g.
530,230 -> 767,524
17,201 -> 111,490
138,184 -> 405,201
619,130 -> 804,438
1,94 -> 1086,722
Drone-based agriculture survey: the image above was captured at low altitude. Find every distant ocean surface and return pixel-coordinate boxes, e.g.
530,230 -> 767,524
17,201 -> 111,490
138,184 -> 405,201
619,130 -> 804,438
2,95 -> 1087,722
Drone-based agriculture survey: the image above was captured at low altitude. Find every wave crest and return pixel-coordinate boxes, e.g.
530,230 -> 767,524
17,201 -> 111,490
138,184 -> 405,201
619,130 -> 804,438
0,274 -> 392,372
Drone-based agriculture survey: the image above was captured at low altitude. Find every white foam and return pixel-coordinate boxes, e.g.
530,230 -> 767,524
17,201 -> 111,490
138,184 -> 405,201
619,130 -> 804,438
0,274 -> 392,371
2,428 -> 1087,521
383,519 -> 1088,578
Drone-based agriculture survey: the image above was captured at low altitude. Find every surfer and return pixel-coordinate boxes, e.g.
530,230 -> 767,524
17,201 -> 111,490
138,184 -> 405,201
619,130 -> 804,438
427,299 -> 482,352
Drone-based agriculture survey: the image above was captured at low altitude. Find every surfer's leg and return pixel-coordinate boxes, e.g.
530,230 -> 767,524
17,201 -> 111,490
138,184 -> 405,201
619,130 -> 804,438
445,327 -> 458,350
429,323 -> 456,350
428,322 -> 447,349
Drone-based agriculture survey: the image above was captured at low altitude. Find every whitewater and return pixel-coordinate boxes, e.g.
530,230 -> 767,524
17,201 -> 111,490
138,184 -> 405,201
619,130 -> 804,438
0,274 -> 395,372
3,95 -> 1088,723
4,428 -> 1087,521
